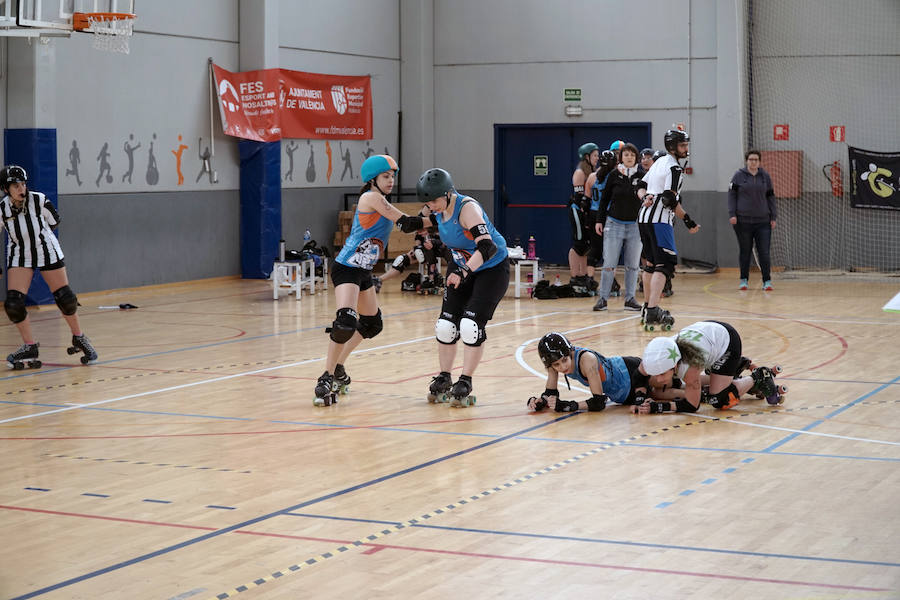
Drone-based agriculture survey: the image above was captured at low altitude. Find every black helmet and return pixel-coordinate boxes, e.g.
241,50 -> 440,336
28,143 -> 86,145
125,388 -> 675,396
417,168 -> 454,203
597,150 -> 617,172
652,150 -> 666,162
663,129 -> 690,153
640,147 -> 654,158
0,165 -> 27,191
537,332 -> 573,368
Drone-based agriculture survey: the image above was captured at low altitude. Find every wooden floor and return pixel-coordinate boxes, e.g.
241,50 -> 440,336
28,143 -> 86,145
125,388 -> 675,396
1,270 -> 898,600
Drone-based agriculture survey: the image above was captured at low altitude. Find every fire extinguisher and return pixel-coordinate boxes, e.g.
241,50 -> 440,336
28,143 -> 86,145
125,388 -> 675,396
822,161 -> 843,197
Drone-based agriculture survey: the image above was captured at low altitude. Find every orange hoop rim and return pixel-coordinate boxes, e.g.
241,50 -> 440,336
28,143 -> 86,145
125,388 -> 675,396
72,12 -> 136,32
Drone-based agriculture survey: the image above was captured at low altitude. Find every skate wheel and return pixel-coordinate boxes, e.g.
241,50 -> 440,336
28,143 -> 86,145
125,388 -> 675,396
80,356 -> 90,365
777,384 -> 788,394
67,346 -> 77,355
13,362 -> 24,370
663,324 -> 672,331
773,365 -> 783,374
767,395 -> 783,406
32,360 -> 42,369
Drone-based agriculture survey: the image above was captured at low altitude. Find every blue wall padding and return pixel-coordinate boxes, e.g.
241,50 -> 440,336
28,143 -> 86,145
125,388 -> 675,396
239,140 -> 282,279
4,128 -> 57,305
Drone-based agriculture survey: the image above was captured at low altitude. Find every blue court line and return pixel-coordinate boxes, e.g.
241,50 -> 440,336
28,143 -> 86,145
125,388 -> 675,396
283,512 -> 900,568
24,487 -> 49,492
0,304 -> 437,380
9,413 -> 577,600
82,493 -> 110,498
762,374 -> 900,453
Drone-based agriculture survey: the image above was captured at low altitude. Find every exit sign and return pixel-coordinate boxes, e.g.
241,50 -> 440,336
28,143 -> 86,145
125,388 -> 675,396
564,88 -> 581,102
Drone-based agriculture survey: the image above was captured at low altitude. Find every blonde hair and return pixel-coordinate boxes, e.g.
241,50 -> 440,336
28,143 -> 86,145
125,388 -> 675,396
675,339 -> 706,370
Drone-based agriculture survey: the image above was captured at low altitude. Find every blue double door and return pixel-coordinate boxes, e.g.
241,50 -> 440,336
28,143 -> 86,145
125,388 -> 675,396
493,123 -> 651,265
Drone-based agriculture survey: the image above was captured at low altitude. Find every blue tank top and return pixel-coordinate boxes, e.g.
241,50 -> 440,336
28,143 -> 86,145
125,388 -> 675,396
434,195 -> 507,270
590,171 -> 610,212
335,205 -> 394,271
569,347 -> 631,404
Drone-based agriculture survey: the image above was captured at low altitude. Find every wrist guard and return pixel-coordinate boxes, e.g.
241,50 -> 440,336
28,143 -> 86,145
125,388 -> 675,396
554,400 -> 580,413
457,263 -> 472,278
397,214 -> 425,233
528,396 -> 548,411
649,401 -> 669,414
683,213 -> 698,229
586,394 -> 608,412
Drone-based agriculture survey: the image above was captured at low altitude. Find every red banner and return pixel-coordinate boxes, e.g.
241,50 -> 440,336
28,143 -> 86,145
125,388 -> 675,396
211,63 -> 372,142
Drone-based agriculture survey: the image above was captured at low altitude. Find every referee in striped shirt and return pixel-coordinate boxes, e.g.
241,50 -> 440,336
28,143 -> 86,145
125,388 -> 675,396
0,165 -> 97,367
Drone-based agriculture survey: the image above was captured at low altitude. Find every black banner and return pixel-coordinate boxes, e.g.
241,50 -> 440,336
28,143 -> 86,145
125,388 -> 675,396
849,146 -> 900,210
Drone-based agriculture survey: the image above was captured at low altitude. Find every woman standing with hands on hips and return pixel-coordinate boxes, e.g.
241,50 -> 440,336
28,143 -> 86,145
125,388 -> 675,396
417,168 -> 509,408
728,150 -> 777,291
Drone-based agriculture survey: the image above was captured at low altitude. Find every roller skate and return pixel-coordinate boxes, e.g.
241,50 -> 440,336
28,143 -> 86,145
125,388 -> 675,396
610,277 -> 621,297
427,371 -> 453,403
639,302 -> 648,324
750,365 -> 787,405
66,334 -> 98,365
313,371 -> 337,406
447,374 -> 476,408
333,363 -> 351,395
642,306 -> 674,331
7,342 -> 41,370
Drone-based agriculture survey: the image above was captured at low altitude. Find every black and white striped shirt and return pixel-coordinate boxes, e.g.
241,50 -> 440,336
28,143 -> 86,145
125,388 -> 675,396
0,191 -> 64,268
638,154 -> 684,225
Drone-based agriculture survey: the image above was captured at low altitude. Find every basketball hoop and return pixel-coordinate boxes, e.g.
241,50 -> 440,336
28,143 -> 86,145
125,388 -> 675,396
72,12 -> 135,54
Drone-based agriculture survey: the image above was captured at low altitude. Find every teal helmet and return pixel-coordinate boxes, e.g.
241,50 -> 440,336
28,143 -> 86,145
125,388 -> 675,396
417,168 -> 454,202
360,154 -> 398,183
578,143 -> 599,160
610,140 -> 625,151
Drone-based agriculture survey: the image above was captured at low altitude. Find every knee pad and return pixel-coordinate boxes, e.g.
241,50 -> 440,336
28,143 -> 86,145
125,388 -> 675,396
641,264 -> 655,274
4,290 -> 27,323
357,309 -> 383,339
655,262 -> 675,278
709,383 -> 740,410
459,317 -> 487,347
53,285 -> 79,316
328,307 -> 358,344
435,317 -> 459,345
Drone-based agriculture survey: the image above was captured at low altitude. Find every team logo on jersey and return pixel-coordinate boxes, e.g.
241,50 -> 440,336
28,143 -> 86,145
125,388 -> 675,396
331,85 -> 348,115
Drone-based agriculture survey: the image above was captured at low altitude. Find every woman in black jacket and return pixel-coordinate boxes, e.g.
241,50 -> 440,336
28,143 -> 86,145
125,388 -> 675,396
728,150 -> 777,291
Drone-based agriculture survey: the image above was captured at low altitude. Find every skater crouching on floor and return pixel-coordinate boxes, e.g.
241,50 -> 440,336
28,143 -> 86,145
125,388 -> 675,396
0,165 -> 97,368
417,168 -> 509,407
634,320 -> 785,414
527,332 -> 648,413
314,155 -> 426,406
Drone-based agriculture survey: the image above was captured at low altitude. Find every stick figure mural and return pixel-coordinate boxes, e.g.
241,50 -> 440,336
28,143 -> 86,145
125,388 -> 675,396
96,142 -> 113,187
146,133 -> 159,185
339,141 -> 353,181
362,141 -> 375,161
306,140 -> 316,183
172,135 -> 189,185
122,134 -> 141,183
325,140 -> 333,183
197,137 -> 215,183
284,140 -> 298,181
66,140 -> 82,186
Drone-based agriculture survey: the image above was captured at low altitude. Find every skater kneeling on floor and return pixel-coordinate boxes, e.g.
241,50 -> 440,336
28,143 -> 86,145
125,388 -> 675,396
634,320 -> 784,414
527,332 -> 647,413
0,165 -> 97,368
418,167 -> 509,407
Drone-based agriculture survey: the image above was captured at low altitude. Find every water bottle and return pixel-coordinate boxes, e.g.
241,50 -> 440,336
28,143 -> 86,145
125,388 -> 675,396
278,239 -> 286,261
303,229 -> 311,245
527,235 -> 536,259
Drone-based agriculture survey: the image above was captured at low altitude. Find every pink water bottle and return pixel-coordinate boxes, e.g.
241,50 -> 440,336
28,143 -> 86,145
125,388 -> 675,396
527,235 -> 536,259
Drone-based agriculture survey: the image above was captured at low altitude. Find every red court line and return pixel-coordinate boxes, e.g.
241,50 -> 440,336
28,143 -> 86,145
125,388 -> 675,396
0,413 -> 527,440
2,504 -> 888,593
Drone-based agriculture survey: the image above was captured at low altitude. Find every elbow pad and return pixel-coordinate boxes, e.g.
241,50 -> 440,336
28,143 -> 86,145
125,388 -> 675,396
660,189 -> 678,209
475,238 -> 497,262
674,399 -> 699,413
586,394 -> 608,412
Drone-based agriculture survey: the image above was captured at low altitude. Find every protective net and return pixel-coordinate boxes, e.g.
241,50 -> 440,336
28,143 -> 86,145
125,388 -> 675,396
744,1 -> 900,278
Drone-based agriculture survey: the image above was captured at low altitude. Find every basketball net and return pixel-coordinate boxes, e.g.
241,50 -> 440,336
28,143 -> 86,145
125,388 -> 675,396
78,13 -> 135,54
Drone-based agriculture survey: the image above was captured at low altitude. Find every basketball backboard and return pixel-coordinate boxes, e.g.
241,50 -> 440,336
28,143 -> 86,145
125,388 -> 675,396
0,0 -> 133,38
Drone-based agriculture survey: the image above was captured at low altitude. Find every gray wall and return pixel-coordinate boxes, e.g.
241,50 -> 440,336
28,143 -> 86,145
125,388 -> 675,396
3,0 -> 896,293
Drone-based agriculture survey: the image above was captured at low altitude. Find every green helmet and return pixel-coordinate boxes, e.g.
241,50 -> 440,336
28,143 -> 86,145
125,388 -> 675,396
417,168 -> 454,202
577,143 -> 599,160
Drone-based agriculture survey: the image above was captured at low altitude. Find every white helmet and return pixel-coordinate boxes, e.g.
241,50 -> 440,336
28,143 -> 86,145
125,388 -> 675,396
642,336 -> 681,375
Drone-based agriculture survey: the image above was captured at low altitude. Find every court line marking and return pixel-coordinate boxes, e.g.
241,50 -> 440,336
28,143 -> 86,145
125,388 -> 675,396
0,311 -> 568,425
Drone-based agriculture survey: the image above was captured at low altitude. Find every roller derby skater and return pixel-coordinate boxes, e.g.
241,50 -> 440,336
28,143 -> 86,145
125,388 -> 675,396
427,371 -> 453,403
634,320 -> 779,414
568,143 -> 599,295
7,342 -> 41,370
642,305 -> 675,331
528,332 -> 646,413
416,167 -> 509,409
0,165 -> 99,369
314,154 -> 424,406
313,371 -> 337,406
637,127 -> 699,333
